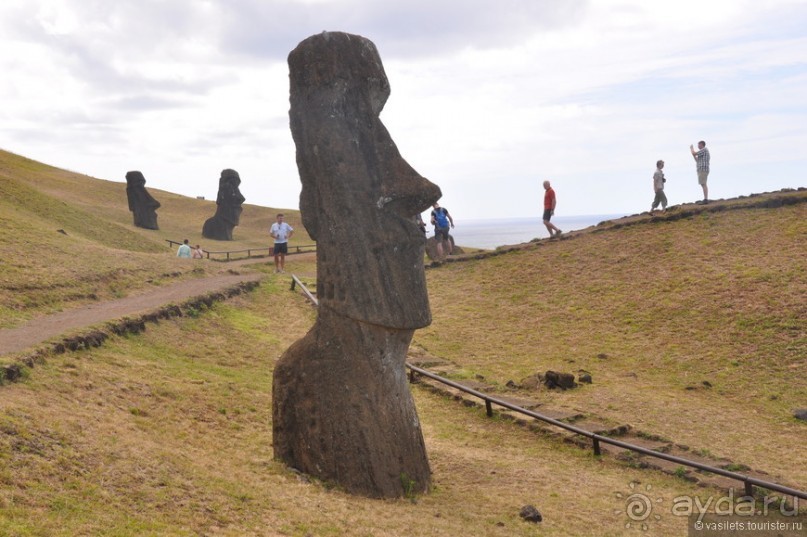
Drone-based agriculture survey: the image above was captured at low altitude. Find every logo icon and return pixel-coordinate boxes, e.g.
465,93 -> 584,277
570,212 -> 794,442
614,482 -> 663,531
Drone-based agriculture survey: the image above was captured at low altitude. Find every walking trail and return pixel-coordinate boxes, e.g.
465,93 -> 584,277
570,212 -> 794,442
0,253 -> 314,357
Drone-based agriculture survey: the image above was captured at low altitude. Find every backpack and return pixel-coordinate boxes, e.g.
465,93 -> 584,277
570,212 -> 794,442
433,208 -> 449,228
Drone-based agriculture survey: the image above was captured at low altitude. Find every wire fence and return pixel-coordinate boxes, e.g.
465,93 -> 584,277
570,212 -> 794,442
166,239 -> 316,261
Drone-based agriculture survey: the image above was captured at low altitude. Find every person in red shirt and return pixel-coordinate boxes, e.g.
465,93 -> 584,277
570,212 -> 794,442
542,180 -> 562,238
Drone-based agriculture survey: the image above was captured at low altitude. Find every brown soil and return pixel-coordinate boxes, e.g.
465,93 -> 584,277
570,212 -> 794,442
0,272 -> 258,356
0,253 -> 314,357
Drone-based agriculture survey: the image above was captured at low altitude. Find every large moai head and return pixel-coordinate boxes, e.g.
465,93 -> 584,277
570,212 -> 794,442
288,31 -> 441,329
125,170 -> 160,230
216,168 -> 245,226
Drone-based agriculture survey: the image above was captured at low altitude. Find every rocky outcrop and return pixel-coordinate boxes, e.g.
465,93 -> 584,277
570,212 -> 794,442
273,31 -> 441,498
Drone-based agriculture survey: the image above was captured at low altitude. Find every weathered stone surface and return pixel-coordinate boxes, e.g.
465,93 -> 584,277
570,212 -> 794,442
519,505 -> 543,523
125,171 -> 160,229
1,363 -> 22,382
202,169 -> 245,240
544,370 -> 577,390
273,31 -> 441,498
794,409 -> 807,422
520,373 -> 543,390
425,235 -> 454,261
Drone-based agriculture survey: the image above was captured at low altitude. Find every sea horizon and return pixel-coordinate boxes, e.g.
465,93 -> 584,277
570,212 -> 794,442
441,214 -> 628,250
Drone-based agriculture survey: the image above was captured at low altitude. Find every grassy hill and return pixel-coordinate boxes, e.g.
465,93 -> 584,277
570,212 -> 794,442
417,196 -> 806,486
0,150 -> 804,536
0,149 -> 309,328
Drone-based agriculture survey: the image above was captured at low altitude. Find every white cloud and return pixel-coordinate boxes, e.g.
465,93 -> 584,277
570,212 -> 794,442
0,0 -> 804,219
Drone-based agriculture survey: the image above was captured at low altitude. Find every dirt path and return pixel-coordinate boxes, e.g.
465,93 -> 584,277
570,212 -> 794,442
0,251 -> 318,357
0,271 -> 264,357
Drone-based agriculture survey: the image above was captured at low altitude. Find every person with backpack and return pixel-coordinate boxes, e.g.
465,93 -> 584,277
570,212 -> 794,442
430,202 -> 455,260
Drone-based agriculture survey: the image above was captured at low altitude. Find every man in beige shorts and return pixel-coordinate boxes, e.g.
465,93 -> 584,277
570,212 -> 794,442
690,140 -> 710,204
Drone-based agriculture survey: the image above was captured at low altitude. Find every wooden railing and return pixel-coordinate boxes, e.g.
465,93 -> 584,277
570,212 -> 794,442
166,240 -> 316,261
288,276 -> 806,503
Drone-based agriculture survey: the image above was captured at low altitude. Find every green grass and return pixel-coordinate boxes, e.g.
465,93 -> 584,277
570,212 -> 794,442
416,200 -> 807,486
0,148 -> 311,327
0,273 -> 715,536
0,150 -> 805,535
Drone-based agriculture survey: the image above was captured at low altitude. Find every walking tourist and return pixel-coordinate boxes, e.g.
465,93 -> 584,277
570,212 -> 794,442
650,160 -> 668,213
542,181 -> 562,237
430,203 -> 454,259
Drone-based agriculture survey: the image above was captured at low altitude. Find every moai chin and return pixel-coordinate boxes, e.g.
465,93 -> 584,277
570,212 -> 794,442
272,31 -> 441,498
125,171 -> 160,230
202,169 -> 245,241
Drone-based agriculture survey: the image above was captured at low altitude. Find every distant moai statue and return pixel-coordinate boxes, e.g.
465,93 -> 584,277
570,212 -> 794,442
272,31 -> 441,499
125,171 -> 160,230
202,169 -> 245,240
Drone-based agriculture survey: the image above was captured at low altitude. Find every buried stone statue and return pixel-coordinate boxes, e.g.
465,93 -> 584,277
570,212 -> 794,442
202,169 -> 245,240
125,171 -> 161,230
272,32 -> 441,498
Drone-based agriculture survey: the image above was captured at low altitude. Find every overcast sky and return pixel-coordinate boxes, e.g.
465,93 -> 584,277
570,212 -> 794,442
1,0 -> 805,220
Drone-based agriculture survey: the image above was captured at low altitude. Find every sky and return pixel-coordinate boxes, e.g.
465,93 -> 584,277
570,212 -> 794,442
0,0 -> 805,220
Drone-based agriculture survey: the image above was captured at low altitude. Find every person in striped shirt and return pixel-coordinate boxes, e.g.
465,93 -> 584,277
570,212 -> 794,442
690,140 -> 710,204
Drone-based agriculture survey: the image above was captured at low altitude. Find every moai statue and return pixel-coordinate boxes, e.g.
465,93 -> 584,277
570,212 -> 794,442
125,171 -> 160,230
272,32 -> 442,498
202,169 -> 245,240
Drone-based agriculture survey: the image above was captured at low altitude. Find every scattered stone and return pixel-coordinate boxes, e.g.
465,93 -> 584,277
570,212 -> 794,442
520,374 -> 543,390
794,409 -> 807,422
702,380 -> 712,388
597,353 -> 609,360
57,228 -> 68,235
425,235 -> 456,263
519,505 -> 543,523
1,364 -> 22,382
578,371 -> 593,384
125,171 -> 161,230
544,370 -> 577,390
505,380 -> 517,389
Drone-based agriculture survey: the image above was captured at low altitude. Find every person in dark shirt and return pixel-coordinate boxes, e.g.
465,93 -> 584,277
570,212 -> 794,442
430,203 -> 455,259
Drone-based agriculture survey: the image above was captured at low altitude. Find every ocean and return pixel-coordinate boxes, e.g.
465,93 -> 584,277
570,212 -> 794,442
444,214 -> 627,250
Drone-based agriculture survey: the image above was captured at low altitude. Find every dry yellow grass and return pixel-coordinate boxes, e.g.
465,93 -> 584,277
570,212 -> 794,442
416,200 -> 807,487
1,264 -> 715,536
1,151 -> 804,535
0,149 -> 309,327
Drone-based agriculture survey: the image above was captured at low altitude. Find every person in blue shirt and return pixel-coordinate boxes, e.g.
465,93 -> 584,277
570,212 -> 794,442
430,202 -> 455,260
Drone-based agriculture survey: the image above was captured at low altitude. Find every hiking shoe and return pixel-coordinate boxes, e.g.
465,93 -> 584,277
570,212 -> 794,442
556,230 -> 563,236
